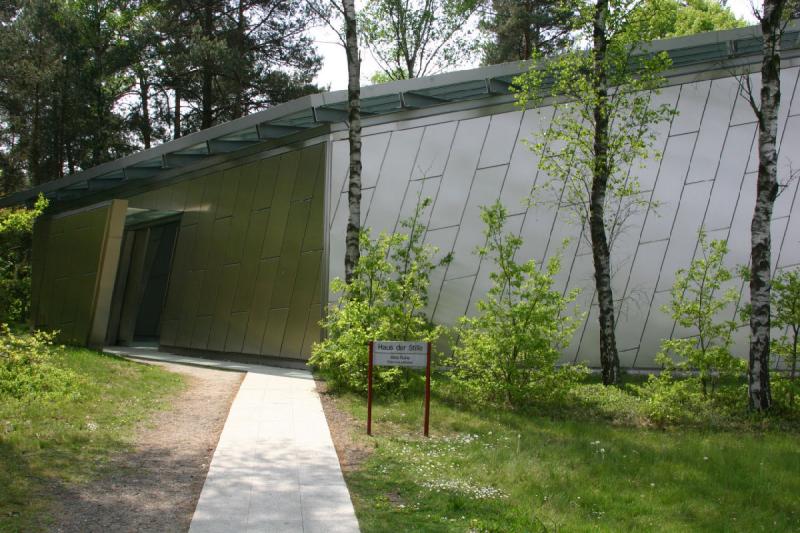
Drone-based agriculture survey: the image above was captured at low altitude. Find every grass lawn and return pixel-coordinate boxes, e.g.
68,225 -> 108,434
0,347 -> 184,532
331,388 -> 800,532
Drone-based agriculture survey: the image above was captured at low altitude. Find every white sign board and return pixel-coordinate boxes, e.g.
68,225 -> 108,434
373,341 -> 428,368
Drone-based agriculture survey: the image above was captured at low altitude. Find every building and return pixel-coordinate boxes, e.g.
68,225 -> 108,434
2,24 -> 799,368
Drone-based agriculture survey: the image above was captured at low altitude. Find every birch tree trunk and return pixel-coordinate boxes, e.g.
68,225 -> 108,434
591,0 -> 621,386
343,0 -> 362,284
748,0 -> 784,411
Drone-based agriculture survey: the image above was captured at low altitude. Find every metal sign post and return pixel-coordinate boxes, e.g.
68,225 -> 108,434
367,340 -> 432,437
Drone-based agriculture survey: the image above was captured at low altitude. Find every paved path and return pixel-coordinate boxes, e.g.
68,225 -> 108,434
104,347 -> 360,533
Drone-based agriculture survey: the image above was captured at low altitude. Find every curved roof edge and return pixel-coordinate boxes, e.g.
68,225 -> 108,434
2,21 -> 799,208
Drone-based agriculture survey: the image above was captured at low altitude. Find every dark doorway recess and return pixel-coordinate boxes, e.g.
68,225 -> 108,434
107,219 -> 179,346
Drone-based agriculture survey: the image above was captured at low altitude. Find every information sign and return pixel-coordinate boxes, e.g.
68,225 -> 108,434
372,341 -> 427,368
367,340 -> 432,437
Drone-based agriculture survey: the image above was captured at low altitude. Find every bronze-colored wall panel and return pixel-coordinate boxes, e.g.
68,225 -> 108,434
195,217 -> 231,317
120,143 -> 326,360
242,257 -> 279,354
261,156 -> 297,259
182,177 -> 206,226
252,158 -> 279,211
224,311 -> 249,353
31,200 -> 127,347
271,200 -> 310,309
262,307 -> 289,355
216,167 -> 240,219
175,269 -> 205,346
292,146 -> 322,201
282,250 -> 322,357
302,172 -> 325,252
207,263 -> 239,351
301,303 -> 322,356
191,315 -> 213,348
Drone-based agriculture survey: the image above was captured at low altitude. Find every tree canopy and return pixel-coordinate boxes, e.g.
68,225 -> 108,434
0,0 -> 321,194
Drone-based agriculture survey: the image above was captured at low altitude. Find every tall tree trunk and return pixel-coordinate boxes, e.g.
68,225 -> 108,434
591,0 -> 621,386
232,0 -> 246,120
343,0 -> 362,284
29,83 -> 41,185
139,74 -> 152,149
174,87 -> 182,139
201,1 -> 214,129
748,0 -> 784,411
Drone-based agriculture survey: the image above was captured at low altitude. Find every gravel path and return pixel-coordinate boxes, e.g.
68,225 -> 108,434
50,361 -> 243,533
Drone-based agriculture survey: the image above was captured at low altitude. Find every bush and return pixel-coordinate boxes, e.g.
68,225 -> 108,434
771,269 -> 800,406
656,229 -> 744,396
310,198 -> 449,394
0,324 -> 79,400
0,194 -> 47,323
449,201 -> 584,407
771,374 -> 800,415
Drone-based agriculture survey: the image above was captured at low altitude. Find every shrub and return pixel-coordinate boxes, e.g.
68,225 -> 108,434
771,268 -> 800,405
449,201 -> 584,407
0,324 -> 79,400
771,374 -> 800,415
310,198 -> 449,394
0,194 -> 47,323
657,229 -> 744,396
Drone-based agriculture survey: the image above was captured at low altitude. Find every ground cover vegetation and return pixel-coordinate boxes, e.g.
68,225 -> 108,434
0,328 -> 184,531
315,212 -> 800,532
328,389 -> 800,532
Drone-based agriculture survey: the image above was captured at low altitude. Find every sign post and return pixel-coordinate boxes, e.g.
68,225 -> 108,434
367,340 -> 432,437
367,341 -> 374,436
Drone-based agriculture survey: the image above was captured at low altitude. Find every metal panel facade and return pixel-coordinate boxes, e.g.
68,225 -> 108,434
129,143 -> 326,360
31,200 -> 127,347
327,66 -> 800,368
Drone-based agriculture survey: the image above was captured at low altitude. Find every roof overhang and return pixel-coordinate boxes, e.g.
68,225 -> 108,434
3,22 -> 798,209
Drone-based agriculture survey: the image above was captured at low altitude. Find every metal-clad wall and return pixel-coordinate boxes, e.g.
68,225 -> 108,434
31,200 -> 128,347
327,66 -> 800,368
126,143 -> 326,360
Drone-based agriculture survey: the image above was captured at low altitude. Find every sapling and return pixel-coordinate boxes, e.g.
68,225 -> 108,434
772,269 -> 800,405
450,200 -> 583,407
657,229 -> 743,395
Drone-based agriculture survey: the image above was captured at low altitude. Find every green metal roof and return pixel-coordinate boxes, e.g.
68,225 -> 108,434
2,22 -> 798,208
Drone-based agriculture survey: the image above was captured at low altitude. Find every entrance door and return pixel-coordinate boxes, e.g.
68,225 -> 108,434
106,220 -> 179,346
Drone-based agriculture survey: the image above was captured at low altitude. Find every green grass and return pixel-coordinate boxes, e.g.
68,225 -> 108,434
332,388 -> 800,532
0,346 -> 184,532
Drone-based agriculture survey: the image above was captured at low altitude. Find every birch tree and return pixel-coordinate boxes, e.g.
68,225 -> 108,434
513,0 -> 675,386
343,0 -> 363,284
739,0 -> 795,411
307,0 -> 363,283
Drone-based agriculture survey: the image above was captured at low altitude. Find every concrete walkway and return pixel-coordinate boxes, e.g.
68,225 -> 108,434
104,346 -> 360,533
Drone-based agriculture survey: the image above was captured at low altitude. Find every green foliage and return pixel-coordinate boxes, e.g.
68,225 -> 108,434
632,0 -> 746,40
310,198 -> 450,394
634,372 -> 741,426
450,201 -> 585,407
0,0 -> 320,187
359,0 -> 482,80
0,324 -> 79,401
657,230 -> 744,395
513,10 -> 676,245
0,194 -> 47,324
772,268 -> 800,404
771,374 -> 800,415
